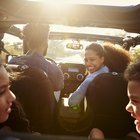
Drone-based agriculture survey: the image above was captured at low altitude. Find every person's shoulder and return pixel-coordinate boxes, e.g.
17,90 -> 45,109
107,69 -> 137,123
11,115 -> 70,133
45,58 -> 56,64
45,58 -> 58,67
45,59 -> 63,74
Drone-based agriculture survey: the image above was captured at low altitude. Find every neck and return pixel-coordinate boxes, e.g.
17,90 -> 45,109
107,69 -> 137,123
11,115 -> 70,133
26,48 -> 44,56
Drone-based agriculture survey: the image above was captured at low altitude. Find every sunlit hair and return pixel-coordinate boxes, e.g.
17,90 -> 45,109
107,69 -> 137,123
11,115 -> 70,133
0,100 -> 31,132
85,42 -> 105,57
124,60 -> 140,82
103,42 -> 131,73
23,23 -> 50,47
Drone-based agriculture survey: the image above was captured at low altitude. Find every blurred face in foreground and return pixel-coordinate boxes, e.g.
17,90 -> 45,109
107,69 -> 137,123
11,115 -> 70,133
0,66 -> 16,123
126,80 -> 140,134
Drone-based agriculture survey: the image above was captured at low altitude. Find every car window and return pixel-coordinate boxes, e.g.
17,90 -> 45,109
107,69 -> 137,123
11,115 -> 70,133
3,24 -> 138,64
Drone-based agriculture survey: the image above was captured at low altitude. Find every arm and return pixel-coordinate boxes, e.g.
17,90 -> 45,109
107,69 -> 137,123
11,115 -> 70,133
68,66 -> 109,106
68,76 -> 92,106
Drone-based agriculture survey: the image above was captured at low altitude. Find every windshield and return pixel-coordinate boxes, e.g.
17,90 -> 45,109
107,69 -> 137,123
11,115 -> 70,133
47,39 -> 90,64
2,24 -> 137,64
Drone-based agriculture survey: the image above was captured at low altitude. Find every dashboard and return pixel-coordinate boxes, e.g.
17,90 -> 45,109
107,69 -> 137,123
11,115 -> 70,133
59,63 -> 86,82
59,63 -> 86,97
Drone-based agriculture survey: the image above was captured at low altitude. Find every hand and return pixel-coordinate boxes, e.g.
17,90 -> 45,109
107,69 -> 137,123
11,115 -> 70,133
88,128 -> 104,140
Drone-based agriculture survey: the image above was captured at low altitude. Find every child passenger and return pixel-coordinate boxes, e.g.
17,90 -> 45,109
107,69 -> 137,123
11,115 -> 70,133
68,42 -> 109,106
124,60 -> 140,135
0,64 -> 16,124
0,63 -> 31,133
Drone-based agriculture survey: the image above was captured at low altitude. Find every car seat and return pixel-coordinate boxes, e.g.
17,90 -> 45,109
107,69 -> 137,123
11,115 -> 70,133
86,72 -> 136,138
9,66 -> 57,134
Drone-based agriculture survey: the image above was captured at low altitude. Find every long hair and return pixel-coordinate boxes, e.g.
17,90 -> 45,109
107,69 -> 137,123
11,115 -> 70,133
0,100 -> 31,133
103,42 -> 131,73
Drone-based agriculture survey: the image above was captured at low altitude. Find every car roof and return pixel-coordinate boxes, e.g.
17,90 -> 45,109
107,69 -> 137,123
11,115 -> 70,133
0,0 -> 140,33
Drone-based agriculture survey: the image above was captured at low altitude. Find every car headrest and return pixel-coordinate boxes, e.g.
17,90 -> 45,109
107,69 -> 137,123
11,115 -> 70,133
86,72 -> 136,138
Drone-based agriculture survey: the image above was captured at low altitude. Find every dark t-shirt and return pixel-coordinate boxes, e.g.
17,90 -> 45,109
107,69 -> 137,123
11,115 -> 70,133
9,53 -> 64,91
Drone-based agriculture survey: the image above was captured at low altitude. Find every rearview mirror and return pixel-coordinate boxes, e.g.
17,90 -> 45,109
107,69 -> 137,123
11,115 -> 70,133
66,42 -> 83,50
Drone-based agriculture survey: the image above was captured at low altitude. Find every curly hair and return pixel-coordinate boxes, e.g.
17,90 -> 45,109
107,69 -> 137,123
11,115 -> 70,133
124,60 -> 140,82
103,42 -> 131,73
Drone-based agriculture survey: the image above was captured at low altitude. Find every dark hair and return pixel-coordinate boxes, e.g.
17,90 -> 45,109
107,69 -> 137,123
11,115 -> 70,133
10,67 -> 57,134
103,42 -> 131,73
85,42 -> 105,57
23,23 -> 49,46
0,100 -> 31,133
124,60 -> 140,82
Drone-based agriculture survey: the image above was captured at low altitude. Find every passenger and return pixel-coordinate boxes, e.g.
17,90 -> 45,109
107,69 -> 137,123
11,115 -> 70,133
68,42 -> 109,106
124,60 -> 140,135
68,42 -> 131,106
9,23 -> 64,91
0,62 -> 31,133
0,63 -> 16,124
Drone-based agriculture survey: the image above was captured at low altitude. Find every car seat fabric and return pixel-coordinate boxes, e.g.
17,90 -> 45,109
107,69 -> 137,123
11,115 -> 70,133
10,67 -> 57,134
86,72 -> 136,138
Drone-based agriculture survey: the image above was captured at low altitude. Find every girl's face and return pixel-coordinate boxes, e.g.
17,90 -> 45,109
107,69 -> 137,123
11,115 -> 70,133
0,66 -> 16,123
84,49 -> 104,73
126,80 -> 140,134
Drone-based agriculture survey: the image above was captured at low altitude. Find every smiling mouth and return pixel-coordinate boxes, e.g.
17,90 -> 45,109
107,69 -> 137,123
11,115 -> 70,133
88,66 -> 95,70
134,119 -> 140,125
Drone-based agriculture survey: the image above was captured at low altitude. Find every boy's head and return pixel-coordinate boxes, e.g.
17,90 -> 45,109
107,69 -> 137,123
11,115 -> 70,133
124,60 -> 140,134
84,42 -> 105,73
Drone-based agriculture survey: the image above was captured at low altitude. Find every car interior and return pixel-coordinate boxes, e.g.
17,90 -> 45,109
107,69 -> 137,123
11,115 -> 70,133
0,0 -> 140,139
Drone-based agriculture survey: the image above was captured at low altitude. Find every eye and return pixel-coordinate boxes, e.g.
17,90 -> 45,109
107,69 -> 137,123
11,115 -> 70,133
0,87 -> 6,96
0,85 -> 10,96
131,98 -> 139,104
